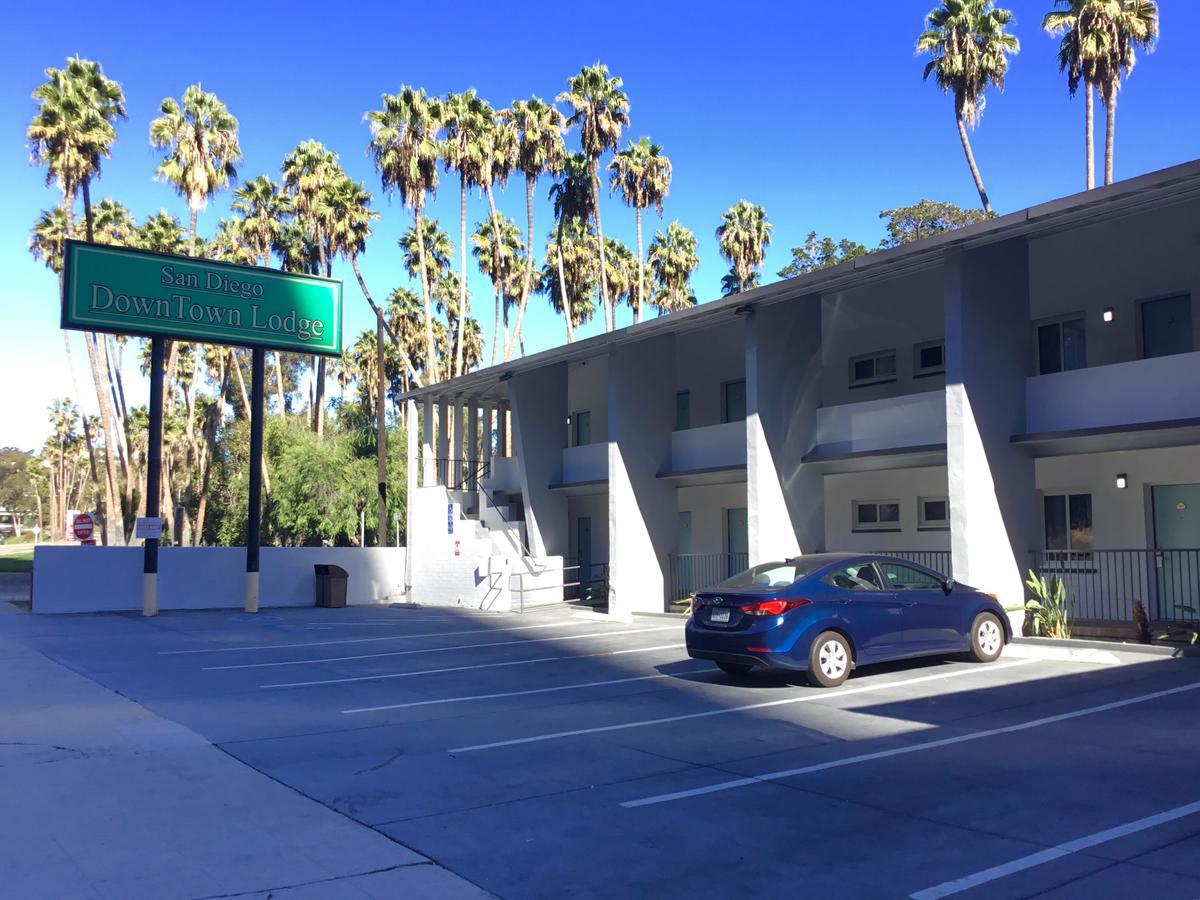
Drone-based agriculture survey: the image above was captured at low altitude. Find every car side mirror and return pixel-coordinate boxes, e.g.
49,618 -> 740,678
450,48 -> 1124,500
942,578 -> 955,595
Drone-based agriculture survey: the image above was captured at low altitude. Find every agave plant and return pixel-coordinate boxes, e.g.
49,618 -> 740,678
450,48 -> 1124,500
1024,569 -> 1071,638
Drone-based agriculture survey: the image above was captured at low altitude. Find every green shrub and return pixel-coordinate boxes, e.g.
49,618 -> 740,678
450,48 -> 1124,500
1024,569 -> 1071,639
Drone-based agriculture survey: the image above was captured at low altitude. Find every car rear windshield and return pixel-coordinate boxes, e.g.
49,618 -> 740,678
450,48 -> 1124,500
717,561 -> 819,590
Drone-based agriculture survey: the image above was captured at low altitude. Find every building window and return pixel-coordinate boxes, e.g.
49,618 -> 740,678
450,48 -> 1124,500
721,380 -> 746,423
1037,316 -> 1086,375
571,410 -> 591,446
914,340 -> 945,377
849,350 -> 897,388
1044,493 -> 1093,551
918,496 -> 949,530
853,500 -> 901,532
675,390 -> 691,431
1141,294 -> 1193,359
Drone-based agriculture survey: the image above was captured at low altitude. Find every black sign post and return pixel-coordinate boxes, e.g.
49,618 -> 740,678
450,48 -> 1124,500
143,336 -> 165,616
245,348 -> 265,612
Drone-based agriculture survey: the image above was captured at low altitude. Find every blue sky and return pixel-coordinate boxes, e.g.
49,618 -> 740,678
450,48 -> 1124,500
2,0 -> 1197,450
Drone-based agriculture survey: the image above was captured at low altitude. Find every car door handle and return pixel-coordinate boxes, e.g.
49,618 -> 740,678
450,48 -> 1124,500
903,600 -> 917,607
837,599 -> 851,606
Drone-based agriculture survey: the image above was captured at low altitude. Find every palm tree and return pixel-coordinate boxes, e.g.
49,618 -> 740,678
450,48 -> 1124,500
29,208 -> 76,274
27,56 -> 126,241
477,117 -> 518,365
647,221 -> 699,314
500,97 -> 567,359
557,64 -> 631,332
28,57 -> 126,544
539,218 -> 598,343
1098,1 -> 1158,185
440,90 -> 491,378
399,218 -> 454,299
547,153 -> 596,339
717,201 -> 773,294
602,237 -> 637,319
150,84 -> 241,256
1044,0 -> 1098,189
471,214 -> 526,358
917,1 -> 1019,214
281,141 -> 342,435
386,287 -> 431,391
366,87 -> 445,383
136,211 -> 187,255
209,217 -> 256,265
232,176 -> 290,266
608,137 -> 672,323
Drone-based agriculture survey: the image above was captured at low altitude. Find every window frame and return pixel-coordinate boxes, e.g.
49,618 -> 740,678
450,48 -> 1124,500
913,339 -> 946,378
917,496 -> 950,531
879,560 -> 946,592
1043,492 -> 1094,554
852,499 -> 902,533
720,379 -> 747,424
1138,292 -> 1194,360
674,390 -> 691,431
570,409 -> 592,447
823,562 -> 885,592
1034,313 -> 1087,376
848,349 -> 898,388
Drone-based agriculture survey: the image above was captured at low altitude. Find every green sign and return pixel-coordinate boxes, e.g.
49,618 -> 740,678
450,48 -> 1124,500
62,240 -> 342,356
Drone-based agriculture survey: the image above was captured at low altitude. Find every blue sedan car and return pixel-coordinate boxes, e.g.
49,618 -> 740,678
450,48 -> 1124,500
685,553 -> 1010,687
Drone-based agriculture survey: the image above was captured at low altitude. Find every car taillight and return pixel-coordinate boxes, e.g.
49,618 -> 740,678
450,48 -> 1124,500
739,598 -> 811,616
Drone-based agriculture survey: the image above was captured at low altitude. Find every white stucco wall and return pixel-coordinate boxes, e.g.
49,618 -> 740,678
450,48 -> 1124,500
814,391 -> 946,454
510,364 -> 569,558
823,466 -> 951,553
674,322 -> 745,428
567,357 -> 608,444
670,421 -> 747,471
1025,350 -> 1200,434
33,546 -> 408,614
820,266 -> 945,408
677,483 -> 748,556
567,493 -> 610,566
1028,198 -> 1200,369
560,442 -> 609,483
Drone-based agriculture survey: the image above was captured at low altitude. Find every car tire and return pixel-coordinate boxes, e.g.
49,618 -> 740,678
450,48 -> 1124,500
716,661 -> 754,676
806,631 -> 852,688
969,612 -> 1005,663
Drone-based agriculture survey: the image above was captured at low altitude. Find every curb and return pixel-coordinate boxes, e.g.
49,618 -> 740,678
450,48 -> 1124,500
1012,635 -> 1200,659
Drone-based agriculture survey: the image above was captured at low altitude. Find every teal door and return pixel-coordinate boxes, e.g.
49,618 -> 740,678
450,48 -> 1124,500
1152,484 -> 1200,621
725,507 -> 749,577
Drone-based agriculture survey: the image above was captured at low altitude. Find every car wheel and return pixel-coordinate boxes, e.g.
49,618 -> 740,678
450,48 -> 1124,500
969,612 -> 1005,663
806,632 -> 851,688
717,661 -> 754,676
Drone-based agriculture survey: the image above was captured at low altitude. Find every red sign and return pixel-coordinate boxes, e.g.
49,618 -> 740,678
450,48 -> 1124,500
72,513 -> 94,541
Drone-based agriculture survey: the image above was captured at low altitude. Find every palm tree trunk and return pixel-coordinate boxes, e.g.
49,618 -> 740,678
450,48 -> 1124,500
485,186 -> 504,366
375,307 -> 388,547
273,353 -> 286,418
1085,85 -> 1095,191
556,217 -> 574,344
194,353 -> 228,544
506,174 -> 537,361
82,332 -> 121,545
635,207 -> 644,324
415,206 -> 438,384
351,255 -> 422,386
590,164 -> 612,331
311,241 -> 329,436
455,176 -> 468,379
81,180 -> 95,242
955,107 -> 992,215
188,207 -> 198,257
1104,82 -> 1116,186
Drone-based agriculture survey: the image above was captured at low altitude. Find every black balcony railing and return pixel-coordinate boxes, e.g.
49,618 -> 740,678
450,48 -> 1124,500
871,550 -> 953,578
667,552 -> 750,605
432,458 -> 490,492
1031,549 -> 1200,625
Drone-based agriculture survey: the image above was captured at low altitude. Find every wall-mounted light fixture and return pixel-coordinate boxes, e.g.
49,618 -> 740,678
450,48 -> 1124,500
498,371 -> 512,382
1102,307 -> 1115,323
1115,473 -> 1128,490
734,304 -> 754,318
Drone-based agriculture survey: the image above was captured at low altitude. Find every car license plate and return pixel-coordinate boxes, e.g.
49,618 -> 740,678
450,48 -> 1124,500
710,608 -> 731,623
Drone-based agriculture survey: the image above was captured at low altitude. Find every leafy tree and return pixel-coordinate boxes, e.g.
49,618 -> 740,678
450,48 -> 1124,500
29,208 -> 76,274
602,237 -> 637,317
366,87 -> 445,384
917,1 -> 1019,214
547,153 -> 595,341
647,221 -> 699,314
500,97 -> 566,360
721,266 -> 760,297
608,137 -> 672,322
91,198 -> 136,246
471,214 -> 525,357
717,200 -> 772,294
539,217 -> 598,343
232,175 -> 290,266
558,64 -> 630,332
878,200 -> 991,247
778,232 -> 868,277
150,84 -> 241,255
135,210 -> 187,255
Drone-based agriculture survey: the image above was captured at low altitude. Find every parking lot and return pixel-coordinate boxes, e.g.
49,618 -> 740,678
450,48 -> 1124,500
6,601 -> 1200,899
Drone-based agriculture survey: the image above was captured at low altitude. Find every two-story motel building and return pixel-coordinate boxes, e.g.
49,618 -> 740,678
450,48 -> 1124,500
402,161 -> 1200,632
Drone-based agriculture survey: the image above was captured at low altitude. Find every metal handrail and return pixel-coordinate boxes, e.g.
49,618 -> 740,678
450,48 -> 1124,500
1031,548 -> 1200,624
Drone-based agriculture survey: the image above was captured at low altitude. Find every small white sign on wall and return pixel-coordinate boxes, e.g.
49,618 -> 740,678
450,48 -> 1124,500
135,517 -> 163,540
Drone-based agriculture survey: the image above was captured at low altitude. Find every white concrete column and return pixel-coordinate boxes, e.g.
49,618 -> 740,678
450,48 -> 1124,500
481,401 -> 496,467
465,402 -> 479,479
608,335 -> 676,616
436,398 -> 450,485
944,241 -> 1038,626
421,400 -> 434,487
497,401 -> 509,458
454,400 -> 468,488
405,399 -> 418,593
745,298 -> 823,562
509,366 -> 568,559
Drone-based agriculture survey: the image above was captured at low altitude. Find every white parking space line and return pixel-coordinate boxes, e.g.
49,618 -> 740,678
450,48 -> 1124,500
449,660 -> 1037,754
203,625 -> 681,671
910,799 -> 1200,899
260,642 -> 687,689
622,680 -> 1200,809
162,620 -> 578,654
342,668 -> 711,714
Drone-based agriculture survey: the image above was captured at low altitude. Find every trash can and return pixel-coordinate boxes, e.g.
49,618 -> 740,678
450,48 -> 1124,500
314,564 -> 349,608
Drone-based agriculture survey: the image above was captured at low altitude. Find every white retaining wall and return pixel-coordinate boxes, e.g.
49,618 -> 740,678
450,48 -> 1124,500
32,546 -> 408,614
